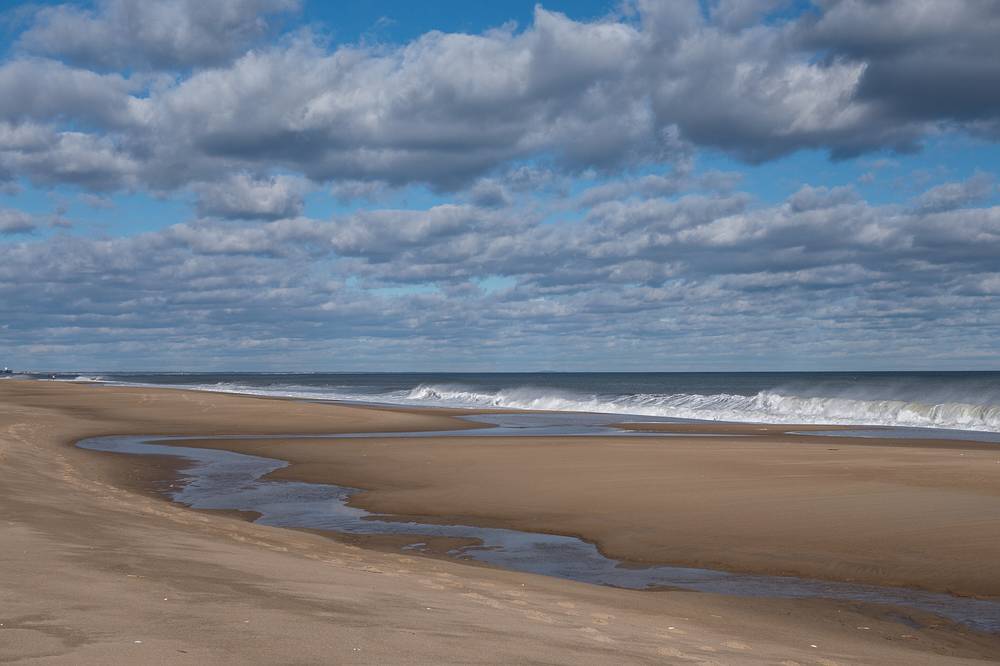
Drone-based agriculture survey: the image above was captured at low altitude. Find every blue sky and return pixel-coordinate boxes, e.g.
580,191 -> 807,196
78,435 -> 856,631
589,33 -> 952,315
1,0 -> 1000,371
303,0 -> 622,44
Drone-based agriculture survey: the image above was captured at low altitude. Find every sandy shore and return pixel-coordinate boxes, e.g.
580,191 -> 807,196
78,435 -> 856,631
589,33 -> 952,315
176,424 -> 1000,599
2,380 -> 1000,664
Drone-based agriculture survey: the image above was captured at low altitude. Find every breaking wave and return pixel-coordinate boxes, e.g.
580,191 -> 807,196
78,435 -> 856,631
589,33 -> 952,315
41,374 -> 106,382
404,384 -> 1000,432
48,373 -> 1000,433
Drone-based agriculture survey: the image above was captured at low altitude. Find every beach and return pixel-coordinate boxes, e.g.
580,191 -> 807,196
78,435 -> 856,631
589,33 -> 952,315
179,426 -> 1000,598
3,379 -> 1000,664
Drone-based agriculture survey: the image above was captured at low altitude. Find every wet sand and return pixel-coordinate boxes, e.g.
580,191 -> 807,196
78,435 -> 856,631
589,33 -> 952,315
3,380 -> 1000,664
175,427 -> 1000,599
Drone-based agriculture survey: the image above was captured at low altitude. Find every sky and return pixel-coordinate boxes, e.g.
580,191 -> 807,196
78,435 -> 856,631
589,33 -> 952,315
1,0 -> 999,372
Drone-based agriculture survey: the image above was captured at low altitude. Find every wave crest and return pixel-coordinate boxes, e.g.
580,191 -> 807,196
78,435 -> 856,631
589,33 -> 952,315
405,384 -> 1000,431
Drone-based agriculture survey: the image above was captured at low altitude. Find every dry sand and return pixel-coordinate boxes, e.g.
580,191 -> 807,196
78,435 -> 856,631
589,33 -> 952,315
2,379 -> 1000,664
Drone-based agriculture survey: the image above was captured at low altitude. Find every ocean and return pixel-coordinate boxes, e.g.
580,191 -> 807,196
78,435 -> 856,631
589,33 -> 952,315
40,371 -> 1000,433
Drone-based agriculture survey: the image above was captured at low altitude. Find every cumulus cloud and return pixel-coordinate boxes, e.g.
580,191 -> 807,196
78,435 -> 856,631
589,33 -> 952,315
0,59 -> 142,129
468,180 -> 512,208
3,172 -> 1000,367
2,1 -> 1000,368
195,173 -> 308,220
800,0 -> 1000,126
18,0 -> 301,70
0,174 -> 1000,367
576,166 -> 741,207
143,11 -> 653,189
914,171 -> 995,213
0,1 -> 997,196
0,208 -> 36,234
0,126 -> 140,191
327,204 -> 530,266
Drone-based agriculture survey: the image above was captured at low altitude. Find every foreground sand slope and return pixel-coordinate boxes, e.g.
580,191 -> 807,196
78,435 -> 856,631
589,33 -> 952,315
1,381 -> 998,664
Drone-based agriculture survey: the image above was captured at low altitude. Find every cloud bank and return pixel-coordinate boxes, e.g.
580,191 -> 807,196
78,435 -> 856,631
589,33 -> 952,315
4,172 -> 999,369
2,0 -> 999,195
1,0 -> 999,369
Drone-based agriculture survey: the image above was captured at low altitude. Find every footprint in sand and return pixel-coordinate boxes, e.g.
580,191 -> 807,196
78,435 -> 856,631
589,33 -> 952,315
555,601 -> 580,616
429,577 -> 462,588
460,592 -> 505,610
522,610 -> 556,624
656,646 -> 691,658
417,578 -> 446,590
577,627 -> 615,644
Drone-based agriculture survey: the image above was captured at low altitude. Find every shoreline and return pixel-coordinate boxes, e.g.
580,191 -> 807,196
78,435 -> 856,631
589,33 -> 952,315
4,379 -> 1000,663
33,373 -> 1000,438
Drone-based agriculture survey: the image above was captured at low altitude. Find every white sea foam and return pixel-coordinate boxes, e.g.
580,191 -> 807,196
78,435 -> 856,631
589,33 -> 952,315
53,376 -> 1000,433
43,374 -> 105,382
403,384 -> 1000,432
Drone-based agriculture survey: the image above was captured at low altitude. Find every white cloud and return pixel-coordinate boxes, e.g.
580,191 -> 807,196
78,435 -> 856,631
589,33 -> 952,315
4,177 -> 1000,367
1,1 -> 1000,368
914,171 -> 995,213
3,2 -> 997,196
195,173 -> 308,219
0,208 -> 36,234
18,0 -> 301,70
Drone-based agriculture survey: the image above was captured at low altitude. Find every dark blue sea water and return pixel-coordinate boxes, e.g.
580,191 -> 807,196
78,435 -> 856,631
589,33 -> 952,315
40,370 -> 1000,432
